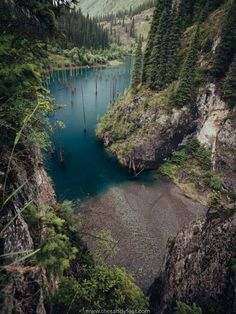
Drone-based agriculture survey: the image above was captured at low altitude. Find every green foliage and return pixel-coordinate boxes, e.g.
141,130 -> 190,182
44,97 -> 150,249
170,26 -> 199,108
159,139 -> 222,201
159,162 -> 178,178
171,150 -> 188,165
209,174 -> 223,190
78,0 -> 154,17
0,0 -> 77,42
37,233 -> 78,276
51,263 -> 148,313
185,139 -> 211,170
142,0 -> 167,85
149,7 -> 170,90
94,229 -> 119,262
175,301 -> 203,314
59,8 -> 109,50
222,54 -> 236,108
131,39 -> 143,93
50,44 -> 132,68
23,201 -> 80,276
213,0 -> 236,77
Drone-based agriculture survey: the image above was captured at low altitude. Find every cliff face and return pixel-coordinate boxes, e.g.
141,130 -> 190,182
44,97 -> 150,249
215,116 -> 236,197
0,149 -> 55,314
149,211 -> 236,314
97,82 -> 235,196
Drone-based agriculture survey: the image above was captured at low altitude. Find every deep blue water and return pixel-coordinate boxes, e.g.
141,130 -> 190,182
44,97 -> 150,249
46,60 -> 153,201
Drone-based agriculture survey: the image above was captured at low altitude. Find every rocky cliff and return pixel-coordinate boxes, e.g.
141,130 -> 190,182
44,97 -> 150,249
149,209 -> 236,314
97,81 -> 236,313
97,82 -> 236,196
0,149 -> 55,313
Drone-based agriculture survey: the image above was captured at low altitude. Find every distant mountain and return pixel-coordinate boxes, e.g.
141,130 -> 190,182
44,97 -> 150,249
77,0 -> 149,16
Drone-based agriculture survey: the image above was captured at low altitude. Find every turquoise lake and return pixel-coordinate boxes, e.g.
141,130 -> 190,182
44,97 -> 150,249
46,60 -> 153,201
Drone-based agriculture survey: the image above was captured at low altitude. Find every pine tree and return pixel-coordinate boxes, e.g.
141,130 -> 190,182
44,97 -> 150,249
170,25 -> 199,108
130,18 -> 135,38
213,0 -> 236,77
142,0 -> 166,84
178,0 -> 195,31
149,8 -> 169,90
165,3 -> 181,85
131,39 -> 143,94
59,8 -> 109,50
223,55 -> 236,108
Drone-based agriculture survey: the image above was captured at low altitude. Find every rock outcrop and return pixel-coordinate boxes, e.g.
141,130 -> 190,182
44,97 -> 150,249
149,211 -> 236,314
0,266 -> 46,314
0,149 -> 56,313
215,115 -> 236,197
98,83 -> 236,199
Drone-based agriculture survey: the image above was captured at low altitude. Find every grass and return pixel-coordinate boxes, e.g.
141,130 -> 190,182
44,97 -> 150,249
78,0 -> 149,16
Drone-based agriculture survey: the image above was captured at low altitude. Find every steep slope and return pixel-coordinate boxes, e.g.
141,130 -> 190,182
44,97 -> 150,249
149,210 -> 236,314
97,0 -> 236,201
78,0 -> 149,16
97,0 -> 236,312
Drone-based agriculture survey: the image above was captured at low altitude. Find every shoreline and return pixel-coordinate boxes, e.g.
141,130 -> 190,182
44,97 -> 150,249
47,57 -> 131,73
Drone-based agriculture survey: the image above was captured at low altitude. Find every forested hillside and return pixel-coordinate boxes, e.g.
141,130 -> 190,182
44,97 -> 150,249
58,8 -> 109,49
97,1 -> 236,312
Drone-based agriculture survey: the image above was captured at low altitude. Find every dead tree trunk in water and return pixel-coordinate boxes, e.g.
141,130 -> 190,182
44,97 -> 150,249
55,121 -> 65,165
57,127 -> 64,164
95,70 -> 98,96
81,83 -> 87,133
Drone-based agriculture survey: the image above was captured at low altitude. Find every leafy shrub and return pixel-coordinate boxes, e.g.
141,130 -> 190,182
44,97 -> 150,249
172,150 -> 188,165
51,263 -> 148,313
175,301 -> 203,314
209,175 -> 222,190
203,172 -> 222,191
186,139 -> 211,170
37,232 -> 78,276
160,161 -> 178,178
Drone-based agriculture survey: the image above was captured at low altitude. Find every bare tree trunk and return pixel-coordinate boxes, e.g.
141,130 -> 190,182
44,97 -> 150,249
81,83 -> 87,133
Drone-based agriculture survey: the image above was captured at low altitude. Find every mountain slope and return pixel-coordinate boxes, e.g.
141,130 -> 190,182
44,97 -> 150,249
78,0 -> 148,16
97,1 -> 236,312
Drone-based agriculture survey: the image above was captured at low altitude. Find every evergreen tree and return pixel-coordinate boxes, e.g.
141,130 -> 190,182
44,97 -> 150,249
223,54 -> 236,108
59,8 -> 109,50
213,0 -> 236,77
131,39 -> 143,94
165,3 -> 181,85
142,0 -> 166,84
154,8 -> 171,90
170,25 -> 199,108
177,0 -> 195,31
149,8 -> 170,90
130,18 -> 135,38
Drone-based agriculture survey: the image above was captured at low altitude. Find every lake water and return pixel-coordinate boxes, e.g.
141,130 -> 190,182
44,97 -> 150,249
46,60 -> 152,201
